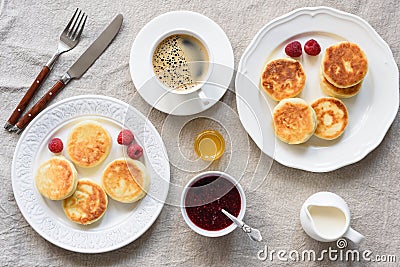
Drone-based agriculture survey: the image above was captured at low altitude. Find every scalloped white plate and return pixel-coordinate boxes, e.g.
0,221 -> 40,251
11,95 -> 170,253
235,6 -> 399,172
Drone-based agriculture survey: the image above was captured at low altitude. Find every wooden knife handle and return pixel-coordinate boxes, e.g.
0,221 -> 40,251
7,66 -> 50,126
15,80 -> 65,132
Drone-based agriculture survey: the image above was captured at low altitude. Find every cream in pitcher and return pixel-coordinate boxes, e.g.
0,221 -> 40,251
300,192 -> 364,244
308,206 -> 347,240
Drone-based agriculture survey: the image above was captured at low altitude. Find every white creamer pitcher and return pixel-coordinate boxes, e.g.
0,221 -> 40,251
300,192 -> 364,244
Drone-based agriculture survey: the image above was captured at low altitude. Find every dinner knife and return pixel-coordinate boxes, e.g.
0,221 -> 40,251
11,14 -> 123,134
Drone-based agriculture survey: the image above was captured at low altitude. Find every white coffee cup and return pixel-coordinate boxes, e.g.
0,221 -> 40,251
300,192 -> 364,244
149,29 -> 213,95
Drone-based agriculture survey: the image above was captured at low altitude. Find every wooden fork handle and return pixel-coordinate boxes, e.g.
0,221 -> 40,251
6,66 -> 50,127
15,80 -> 65,133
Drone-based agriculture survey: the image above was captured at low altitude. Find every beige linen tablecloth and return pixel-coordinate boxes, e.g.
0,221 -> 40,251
0,0 -> 399,266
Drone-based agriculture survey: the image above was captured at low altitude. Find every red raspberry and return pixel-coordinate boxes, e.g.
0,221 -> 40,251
48,138 -> 63,153
117,129 -> 134,145
127,143 -> 143,159
285,41 -> 302,57
304,39 -> 321,56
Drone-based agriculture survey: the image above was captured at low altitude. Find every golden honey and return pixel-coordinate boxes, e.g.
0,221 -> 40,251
194,130 -> 225,161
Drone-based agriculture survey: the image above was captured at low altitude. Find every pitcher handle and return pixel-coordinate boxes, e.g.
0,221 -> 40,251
343,227 -> 364,244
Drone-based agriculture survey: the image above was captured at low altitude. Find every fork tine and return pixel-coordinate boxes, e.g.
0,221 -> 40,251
67,9 -> 82,37
74,15 -> 87,41
63,8 -> 78,35
71,12 -> 86,40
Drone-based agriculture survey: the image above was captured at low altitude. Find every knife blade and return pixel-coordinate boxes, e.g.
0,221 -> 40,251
12,14 -> 123,134
67,14 -> 123,79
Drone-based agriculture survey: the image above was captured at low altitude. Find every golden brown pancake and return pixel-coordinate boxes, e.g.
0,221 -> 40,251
319,69 -> 362,98
272,98 -> 317,144
321,41 -> 368,88
311,97 -> 349,140
67,120 -> 111,168
261,58 -> 306,101
35,156 -> 78,200
62,178 -> 108,225
102,158 -> 150,203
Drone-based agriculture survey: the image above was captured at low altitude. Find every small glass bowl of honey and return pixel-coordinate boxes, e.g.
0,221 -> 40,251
194,130 -> 225,161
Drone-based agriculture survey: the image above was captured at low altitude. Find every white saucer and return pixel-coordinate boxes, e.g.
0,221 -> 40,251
129,11 -> 234,116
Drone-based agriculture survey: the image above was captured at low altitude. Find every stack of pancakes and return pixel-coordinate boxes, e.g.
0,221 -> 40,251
320,41 -> 368,98
35,120 -> 150,225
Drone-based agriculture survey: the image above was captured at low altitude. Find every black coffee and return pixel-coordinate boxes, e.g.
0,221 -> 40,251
152,34 -> 209,91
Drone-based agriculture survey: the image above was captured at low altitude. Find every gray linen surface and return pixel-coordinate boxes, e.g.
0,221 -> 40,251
0,0 -> 399,266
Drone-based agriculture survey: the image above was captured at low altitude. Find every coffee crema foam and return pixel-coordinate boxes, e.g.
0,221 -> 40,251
152,34 -> 209,91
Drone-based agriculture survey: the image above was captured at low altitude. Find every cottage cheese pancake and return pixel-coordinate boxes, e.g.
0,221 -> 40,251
35,156 -> 78,200
261,58 -> 306,101
67,120 -> 111,168
311,97 -> 349,140
102,158 -> 150,203
321,41 -> 368,88
62,178 -> 108,225
273,98 -> 317,144
319,69 -> 362,98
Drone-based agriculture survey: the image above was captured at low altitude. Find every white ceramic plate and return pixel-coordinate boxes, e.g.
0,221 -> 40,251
129,11 -> 234,116
11,95 -> 170,253
235,6 -> 399,172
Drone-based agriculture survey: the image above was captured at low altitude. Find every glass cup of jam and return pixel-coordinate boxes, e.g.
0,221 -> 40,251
181,171 -> 246,237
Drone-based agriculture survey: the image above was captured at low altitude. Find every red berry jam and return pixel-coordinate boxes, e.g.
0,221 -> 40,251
185,175 -> 241,231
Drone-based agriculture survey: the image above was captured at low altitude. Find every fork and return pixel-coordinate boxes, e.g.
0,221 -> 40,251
4,8 -> 87,131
